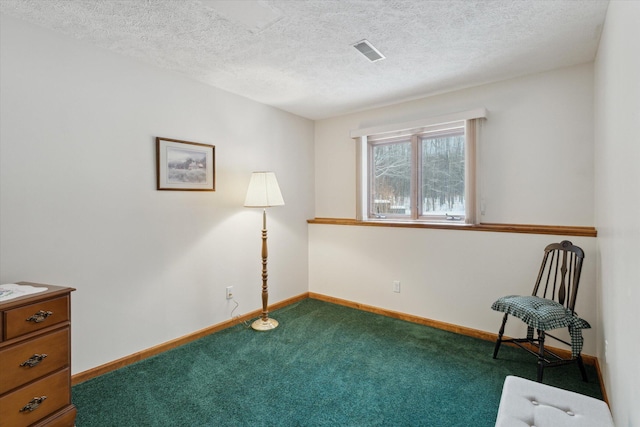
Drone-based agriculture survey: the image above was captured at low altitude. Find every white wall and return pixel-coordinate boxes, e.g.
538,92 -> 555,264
311,64 -> 598,355
0,15 -> 315,374
315,64 -> 595,226
310,225 -> 597,352
594,1 -> 640,425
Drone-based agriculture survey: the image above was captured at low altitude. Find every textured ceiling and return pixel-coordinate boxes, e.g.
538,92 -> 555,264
0,0 -> 609,119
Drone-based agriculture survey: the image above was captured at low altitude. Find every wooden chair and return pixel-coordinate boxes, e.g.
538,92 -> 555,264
491,240 -> 590,382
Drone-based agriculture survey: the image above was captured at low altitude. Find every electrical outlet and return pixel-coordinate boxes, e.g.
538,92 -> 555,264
393,280 -> 401,293
226,286 -> 233,300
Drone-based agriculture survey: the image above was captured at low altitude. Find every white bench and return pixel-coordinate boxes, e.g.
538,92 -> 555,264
495,376 -> 614,427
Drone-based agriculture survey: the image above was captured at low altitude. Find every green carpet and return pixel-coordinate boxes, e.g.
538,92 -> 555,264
72,298 -> 603,426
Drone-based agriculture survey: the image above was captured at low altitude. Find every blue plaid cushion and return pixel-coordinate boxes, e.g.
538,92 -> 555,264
491,295 -> 591,357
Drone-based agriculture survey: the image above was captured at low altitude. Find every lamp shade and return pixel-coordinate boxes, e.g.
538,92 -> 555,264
244,172 -> 285,207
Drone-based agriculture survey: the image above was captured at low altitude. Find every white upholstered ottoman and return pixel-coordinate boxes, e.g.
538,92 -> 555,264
495,376 -> 614,427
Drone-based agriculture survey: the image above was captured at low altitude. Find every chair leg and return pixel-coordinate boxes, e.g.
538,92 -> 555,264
537,329 -> 545,382
577,355 -> 588,382
493,313 -> 509,359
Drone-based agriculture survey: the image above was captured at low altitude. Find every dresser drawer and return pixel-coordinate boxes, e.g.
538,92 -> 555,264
32,405 -> 77,427
4,296 -> 69,340
0,328 -> 70,394
0,368 -> 70,427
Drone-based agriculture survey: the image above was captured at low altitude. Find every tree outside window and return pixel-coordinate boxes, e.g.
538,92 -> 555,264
369,126 -> 466,222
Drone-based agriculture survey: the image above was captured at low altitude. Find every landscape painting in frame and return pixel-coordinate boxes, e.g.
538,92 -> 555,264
156,137 -> 215,191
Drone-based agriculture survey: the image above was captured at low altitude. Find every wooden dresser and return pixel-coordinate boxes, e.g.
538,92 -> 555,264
0,282 -> 76,427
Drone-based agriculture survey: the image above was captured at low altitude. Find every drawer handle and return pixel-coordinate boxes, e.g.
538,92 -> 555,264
20,353 -> 48,367
20,396 -> 47,412
26,310 -> 53,323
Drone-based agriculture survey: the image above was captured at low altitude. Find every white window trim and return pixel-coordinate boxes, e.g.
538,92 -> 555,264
350,108 -> 487,139
353,109 -> 487,225
464,119 -> 477,225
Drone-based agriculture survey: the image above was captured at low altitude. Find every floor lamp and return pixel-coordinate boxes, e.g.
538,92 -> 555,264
244,171 -> 285,331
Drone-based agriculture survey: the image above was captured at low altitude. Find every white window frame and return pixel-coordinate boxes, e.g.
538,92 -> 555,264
353,109 -> 486,225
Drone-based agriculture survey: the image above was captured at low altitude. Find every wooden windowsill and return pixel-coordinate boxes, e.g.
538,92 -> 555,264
307,218 -> 597,237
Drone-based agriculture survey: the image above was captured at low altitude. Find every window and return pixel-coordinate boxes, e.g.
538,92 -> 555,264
353,110 -> 485,225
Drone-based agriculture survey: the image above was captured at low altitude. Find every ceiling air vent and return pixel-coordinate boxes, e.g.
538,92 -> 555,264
352,39 -> 385,62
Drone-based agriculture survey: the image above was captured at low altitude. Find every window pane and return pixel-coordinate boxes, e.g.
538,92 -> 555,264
372,142 -> 411,216
421,134 -> 465,216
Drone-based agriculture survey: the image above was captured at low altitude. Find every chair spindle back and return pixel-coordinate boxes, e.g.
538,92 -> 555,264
531,240 -> 585,312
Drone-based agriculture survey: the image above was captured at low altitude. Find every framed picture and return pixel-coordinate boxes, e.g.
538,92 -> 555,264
156,137 -> 215,191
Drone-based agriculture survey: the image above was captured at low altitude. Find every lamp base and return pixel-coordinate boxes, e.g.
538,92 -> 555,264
251,317 -> 279,331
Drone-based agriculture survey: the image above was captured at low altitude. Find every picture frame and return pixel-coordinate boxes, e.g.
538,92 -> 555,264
156,137 -> 215,191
